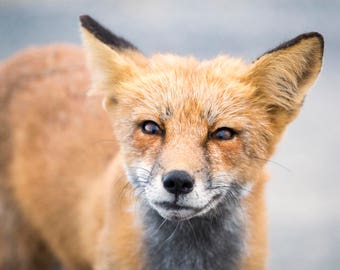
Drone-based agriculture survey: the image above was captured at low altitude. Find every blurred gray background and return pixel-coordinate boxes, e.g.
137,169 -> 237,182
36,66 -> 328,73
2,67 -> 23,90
0,0 -> 339,269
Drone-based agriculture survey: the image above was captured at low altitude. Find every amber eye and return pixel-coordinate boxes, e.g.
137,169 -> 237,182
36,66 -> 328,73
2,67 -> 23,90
141,120 -> 163,135
210,127 -> 236,141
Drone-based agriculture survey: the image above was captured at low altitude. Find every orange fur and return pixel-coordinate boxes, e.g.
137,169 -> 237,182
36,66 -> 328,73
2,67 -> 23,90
0,19 -> 323,270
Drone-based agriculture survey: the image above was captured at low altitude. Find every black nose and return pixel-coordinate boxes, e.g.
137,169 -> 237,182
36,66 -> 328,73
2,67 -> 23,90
162,170 -> 194,195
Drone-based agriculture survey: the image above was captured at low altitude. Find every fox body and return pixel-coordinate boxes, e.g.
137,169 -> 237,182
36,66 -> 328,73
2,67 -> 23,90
0,16 -> 323,270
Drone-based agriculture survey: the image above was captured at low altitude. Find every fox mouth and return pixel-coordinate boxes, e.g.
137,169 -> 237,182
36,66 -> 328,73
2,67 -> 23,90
154,201 -> 202,211
151,194 -> 223,221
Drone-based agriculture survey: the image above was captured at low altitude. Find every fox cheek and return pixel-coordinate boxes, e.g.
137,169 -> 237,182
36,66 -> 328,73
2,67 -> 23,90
207,138 -> 243,169
128,131 -> 161,164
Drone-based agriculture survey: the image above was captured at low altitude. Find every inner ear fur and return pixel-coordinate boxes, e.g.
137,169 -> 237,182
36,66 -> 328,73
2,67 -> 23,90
244,32 -> 324,119
80,15 -> 147,97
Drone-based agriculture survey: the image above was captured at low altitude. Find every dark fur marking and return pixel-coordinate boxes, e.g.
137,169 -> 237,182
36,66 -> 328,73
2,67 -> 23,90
142,188 -> 245,270
258,32 -> 324,60
160,106 -> 173,121
206,108 -> 213,121
165,106 -> 172,117
275,76 -> 295,98
297,53 -> 318,87
80,15 -> 138,51
200,141 -> 212,189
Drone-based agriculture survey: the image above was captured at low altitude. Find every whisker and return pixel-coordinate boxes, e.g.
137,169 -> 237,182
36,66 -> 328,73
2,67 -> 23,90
129,166 -> 152,175
252,155 -> 292,173
163,222 -> 180,244
156,221 -> 181,251
225,186 -> 243,207
207,185 -> 231,190
153,218 -> 168,236
134,177 -> 149,183
128,166 -> 154,184
116,177 -> 147,209
118,181 -> 133,205
187,220 -> 199,247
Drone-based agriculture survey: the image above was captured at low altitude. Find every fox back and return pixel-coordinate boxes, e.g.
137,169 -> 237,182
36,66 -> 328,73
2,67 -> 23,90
0,15 -> 323,270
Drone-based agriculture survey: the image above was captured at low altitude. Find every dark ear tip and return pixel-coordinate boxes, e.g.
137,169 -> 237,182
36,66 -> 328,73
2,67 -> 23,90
301,32 -> 323,41
79,14 -> 90,21
79,14 -> 138,51
259,31 -> 324,59
79,14 -> 94,28
302,32 -> 324,52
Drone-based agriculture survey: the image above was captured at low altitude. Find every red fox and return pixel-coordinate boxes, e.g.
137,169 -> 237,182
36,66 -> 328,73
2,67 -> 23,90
0,15 -> 323,270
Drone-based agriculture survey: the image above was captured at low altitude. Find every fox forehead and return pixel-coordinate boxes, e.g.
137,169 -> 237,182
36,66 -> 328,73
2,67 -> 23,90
81,16 -> 323,163
117,54 -> 261,127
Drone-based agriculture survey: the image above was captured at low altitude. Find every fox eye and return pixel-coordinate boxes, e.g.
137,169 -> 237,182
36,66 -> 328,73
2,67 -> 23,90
141,120 -> 163,135
210,127 -> 236,141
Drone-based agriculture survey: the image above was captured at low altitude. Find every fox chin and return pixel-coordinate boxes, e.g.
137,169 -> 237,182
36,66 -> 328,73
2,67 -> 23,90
0,14 -> 323,270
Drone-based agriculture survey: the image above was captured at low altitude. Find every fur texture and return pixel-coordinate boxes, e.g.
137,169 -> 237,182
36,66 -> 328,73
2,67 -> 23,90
142,184 -> 246,270
0,15 -> 323,270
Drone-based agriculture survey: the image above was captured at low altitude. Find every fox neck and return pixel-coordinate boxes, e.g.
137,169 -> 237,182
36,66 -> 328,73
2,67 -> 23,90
141,202 -> 245,270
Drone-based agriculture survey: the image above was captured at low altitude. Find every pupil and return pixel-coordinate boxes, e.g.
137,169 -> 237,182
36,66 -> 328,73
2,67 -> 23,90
145,122 -> 158,134
141,121 -> 162,136
219,131 -> 227,139
217,129 -> 233,140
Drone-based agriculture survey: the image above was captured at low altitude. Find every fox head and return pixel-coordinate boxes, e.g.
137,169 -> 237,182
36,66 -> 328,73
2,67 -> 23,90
80,15 -> 323,221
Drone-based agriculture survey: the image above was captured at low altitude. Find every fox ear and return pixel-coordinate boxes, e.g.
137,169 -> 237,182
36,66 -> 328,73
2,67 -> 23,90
245,32 -> 324,123
80,15 -> 147,97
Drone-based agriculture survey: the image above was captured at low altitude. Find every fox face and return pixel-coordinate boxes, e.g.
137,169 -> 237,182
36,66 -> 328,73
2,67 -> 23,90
108,56 -> 269,221
80,16 -> 323,221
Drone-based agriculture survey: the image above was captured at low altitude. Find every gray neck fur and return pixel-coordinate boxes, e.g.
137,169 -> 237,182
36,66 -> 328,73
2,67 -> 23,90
141,200 -> 245,270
